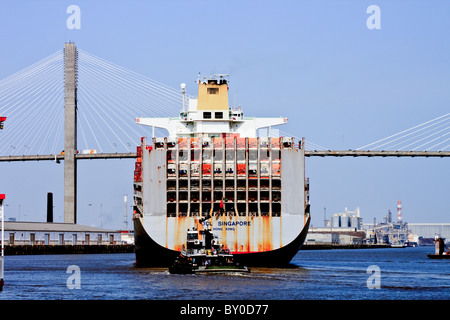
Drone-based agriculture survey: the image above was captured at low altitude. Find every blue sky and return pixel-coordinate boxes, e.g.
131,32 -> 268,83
0,0 -> 449,228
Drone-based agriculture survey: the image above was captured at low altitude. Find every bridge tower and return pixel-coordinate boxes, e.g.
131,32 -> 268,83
64,42 -> 78,224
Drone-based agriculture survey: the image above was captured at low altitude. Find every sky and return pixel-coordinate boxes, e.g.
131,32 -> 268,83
0,0 -> 449,229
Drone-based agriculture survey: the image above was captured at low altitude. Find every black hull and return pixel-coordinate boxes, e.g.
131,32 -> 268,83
133,217 -> 179,267
133,215 -> 311,267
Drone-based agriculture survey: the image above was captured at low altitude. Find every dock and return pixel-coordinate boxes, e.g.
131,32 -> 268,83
3,244 -> 391,255
301,243 -> 390,250
4,244 -> 134,255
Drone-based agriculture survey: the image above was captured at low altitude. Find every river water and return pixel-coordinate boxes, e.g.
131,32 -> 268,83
0,246 -> 448,301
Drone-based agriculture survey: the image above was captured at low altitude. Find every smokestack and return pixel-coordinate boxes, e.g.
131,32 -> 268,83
47,192 -> 53,223
397,200 -> 402,223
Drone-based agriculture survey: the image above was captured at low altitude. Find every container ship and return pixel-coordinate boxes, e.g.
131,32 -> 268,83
133,75 -> 310,267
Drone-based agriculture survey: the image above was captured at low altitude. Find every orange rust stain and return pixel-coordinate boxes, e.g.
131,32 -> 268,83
219,214 -> 227,249
248,215 -> 255,253
165,216 -> 168,248
196,217 -> 203,232
172,216 -> 187,251
247,215 -> 251,253
262,215 -> 273,252
234,216 -> 239,253
197,218 -> 203,241
167,213 -> 279,254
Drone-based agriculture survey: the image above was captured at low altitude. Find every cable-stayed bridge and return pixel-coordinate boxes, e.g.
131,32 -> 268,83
1,43 -> 449,223
308,112 -> 450,157
0,45 -> 183,159
1,44 -> 449,161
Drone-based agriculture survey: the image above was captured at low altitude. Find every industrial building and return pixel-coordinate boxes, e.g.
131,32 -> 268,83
3,221 -> 124,246
329,207 -> 363,229
408,223 -> 450,244
305,227 -> 366,245
306,203 -> 450,247
306,207 -> 366,245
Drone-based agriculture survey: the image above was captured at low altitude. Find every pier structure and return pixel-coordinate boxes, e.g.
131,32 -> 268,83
2,221 -> 124,246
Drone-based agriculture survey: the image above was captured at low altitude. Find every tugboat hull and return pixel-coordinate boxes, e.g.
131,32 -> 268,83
427,254 -> 450,259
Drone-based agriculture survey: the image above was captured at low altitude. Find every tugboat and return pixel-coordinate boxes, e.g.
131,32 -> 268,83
169,212 -> 250,274
427,236 -> 450,259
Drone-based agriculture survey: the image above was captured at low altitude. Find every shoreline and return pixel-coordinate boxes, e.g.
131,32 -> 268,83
301,243 -> 394,250
3,243 -> 405,256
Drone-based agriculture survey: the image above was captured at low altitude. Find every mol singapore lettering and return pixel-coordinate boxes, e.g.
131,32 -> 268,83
203,221 -> 251,227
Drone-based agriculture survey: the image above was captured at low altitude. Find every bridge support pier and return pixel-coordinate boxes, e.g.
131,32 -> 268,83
64,42 -> 77,224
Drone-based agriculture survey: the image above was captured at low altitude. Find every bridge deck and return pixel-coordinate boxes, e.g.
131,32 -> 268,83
0,153 -> 137,162
1,150 -> 450,162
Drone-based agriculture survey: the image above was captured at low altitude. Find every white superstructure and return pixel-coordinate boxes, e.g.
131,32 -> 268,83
136,76 -> 287,139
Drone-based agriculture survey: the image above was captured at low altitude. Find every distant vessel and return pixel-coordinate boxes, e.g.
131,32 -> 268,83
390,242 -> 406,248
133,74 -> 311,267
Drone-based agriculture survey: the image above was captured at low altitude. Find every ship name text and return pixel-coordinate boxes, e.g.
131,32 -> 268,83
203,221 -> 251,227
